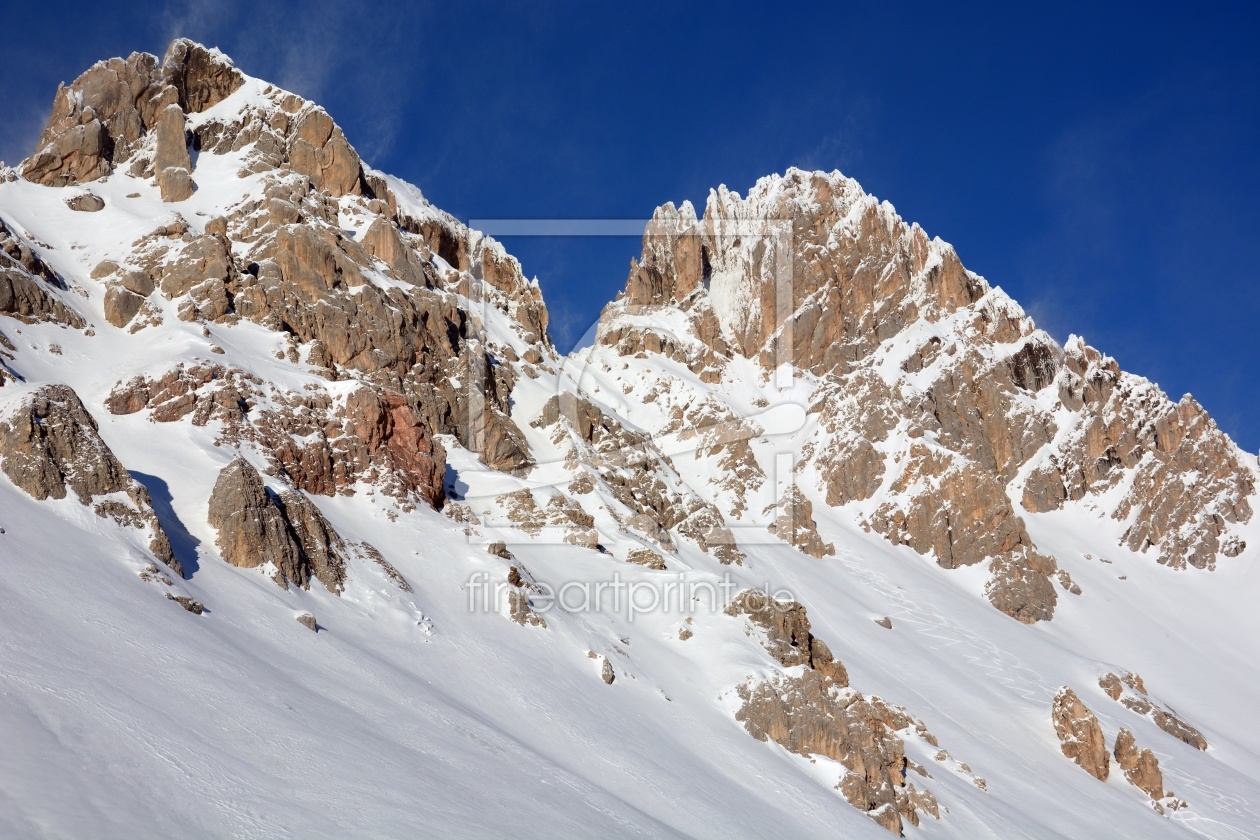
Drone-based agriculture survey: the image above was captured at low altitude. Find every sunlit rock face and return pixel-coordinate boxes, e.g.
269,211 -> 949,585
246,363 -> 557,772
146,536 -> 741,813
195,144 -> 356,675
1,37 -> 1256,840
597,166 -> 1256,622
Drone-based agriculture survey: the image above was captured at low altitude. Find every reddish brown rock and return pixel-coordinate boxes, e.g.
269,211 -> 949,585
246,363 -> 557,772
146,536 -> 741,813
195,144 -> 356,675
107,367 -> 447,509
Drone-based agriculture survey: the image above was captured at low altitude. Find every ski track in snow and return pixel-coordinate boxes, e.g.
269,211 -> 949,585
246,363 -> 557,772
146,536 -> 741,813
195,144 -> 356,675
833,548 -> 1052,702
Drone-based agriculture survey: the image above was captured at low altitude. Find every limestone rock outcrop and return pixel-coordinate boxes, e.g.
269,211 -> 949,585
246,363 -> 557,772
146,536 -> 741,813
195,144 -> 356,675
531,391 -> 744,564
21,38 -> 554,499
983,550 -> 1060,624
866,443 -> 1060,622
206,457 -> 349,592
278,490 -> 348,595
20,40 -> 241,187
1113,728 -> 1165,801
1,220 -> 60,285
808,371 -> 895,507
165,592 -> 205,614
3,37 -> 1256,837
153,104 -> 194,201
1024,337 -> 1253,570
737,673 -> 942,836
175,181 -> 533,475
505,564 -> 547,628
867,445 -> 1028,569
496,487 -> 599,549
208,457 -> 302,577
1051,687 -> 1109,781
1,266 -> 84,328
0,384 -> 176,573
157,164 -> 195,202
109,365 -> 446,509
1099,670 -> 1207,750
162,38 -> 244,113
765,486 -> 834,558
729,590 -> 944,835
65,192 -> 105,212
1,221 -> 84,328
727,589 -> 847,684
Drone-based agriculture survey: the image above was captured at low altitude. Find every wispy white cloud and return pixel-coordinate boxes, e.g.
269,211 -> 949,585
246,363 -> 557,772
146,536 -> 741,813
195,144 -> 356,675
796,97 -> 877,175
546,302 -> 598,352
157,0 -> 426,165
0,97 -> 50,169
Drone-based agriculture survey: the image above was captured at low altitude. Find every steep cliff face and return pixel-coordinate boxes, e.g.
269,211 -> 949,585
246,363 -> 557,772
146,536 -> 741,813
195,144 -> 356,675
1,39 -> 1258,840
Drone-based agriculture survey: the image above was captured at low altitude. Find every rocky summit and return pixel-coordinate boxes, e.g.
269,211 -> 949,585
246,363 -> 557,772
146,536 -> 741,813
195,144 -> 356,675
0,39 -> 1257,840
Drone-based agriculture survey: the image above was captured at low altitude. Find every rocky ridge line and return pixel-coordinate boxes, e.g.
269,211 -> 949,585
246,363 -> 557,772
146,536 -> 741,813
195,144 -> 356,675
595,168 -> 1256,621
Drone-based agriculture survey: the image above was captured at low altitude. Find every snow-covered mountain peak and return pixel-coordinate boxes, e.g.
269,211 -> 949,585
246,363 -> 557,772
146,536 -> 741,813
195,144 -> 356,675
597,163 -> 1255,607
2,40 -> 1259,840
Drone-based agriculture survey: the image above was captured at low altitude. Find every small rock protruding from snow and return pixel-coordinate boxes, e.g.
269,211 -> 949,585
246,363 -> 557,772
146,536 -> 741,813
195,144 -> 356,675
65,192 -> 105,212
165,592 -> 204,615
1113,728 -> 1166,802
1051,687 -> 1109,781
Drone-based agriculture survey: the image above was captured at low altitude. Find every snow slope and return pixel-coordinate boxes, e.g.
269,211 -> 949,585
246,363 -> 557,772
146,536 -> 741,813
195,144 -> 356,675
1,43 -> 1258,840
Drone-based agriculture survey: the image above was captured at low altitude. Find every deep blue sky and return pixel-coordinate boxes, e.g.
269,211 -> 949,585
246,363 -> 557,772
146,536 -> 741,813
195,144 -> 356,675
1,2 -> 1256,452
